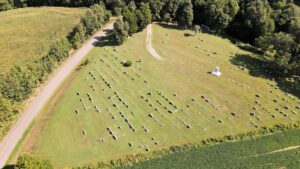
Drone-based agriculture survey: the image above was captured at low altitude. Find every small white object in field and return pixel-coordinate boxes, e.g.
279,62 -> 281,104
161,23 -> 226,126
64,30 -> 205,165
211,67 -> 221,76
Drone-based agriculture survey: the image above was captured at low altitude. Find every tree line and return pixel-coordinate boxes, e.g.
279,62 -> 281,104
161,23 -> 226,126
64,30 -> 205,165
112,2 -> 151,44
108,0 -> 299,78
0,2 -> 111,133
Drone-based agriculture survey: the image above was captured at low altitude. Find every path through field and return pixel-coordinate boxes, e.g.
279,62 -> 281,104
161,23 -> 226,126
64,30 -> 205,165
0,22 -> 115,168
146,24 -> 164,60
242,145 -> 300,158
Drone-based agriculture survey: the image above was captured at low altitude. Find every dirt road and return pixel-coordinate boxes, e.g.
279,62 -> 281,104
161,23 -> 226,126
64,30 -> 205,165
146,24 -> 164,60
0,22 -> 114,168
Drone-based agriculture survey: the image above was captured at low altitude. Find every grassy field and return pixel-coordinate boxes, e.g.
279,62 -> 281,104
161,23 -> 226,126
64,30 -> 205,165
20,23 -> 300,167
117,129 -> 300,169
0,7 -> 86,72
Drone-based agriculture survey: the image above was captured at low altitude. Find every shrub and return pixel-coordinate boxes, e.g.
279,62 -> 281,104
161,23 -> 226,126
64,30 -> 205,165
15,153 -> 54,169
123,60 -> 132,67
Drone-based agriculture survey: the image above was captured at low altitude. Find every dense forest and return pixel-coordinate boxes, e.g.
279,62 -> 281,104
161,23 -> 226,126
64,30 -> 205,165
0,0 -> 299,139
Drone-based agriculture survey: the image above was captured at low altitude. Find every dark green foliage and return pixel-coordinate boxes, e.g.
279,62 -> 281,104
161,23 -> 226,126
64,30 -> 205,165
128,1 -> 136,11
0,0 -> 13,11
71,32 -> 81,49
122,7 -> 138,35
72,23 -> 87,42
80,59 -> 90,67
123,60 -> 132,67
0,36 -> 71,102
112,19 -> 129,44
69,2 -> 110,47
193,0 -> 239,31
48,36 -> 71,62
81,10 -> 98,35
255,32 -> 299,76
0,94 -> 16,127
105,0 -> 125,16
136,2 -> 152,30
228,0 -> 275,42
149,0 -> 164,21
163,13 -> 171,23
161,0 -> 181,19
15,153 -> 54,169
0,65 -> 38,102
176,0 -> 193,27
269,0 -> 297,32
78,2 -> 110,36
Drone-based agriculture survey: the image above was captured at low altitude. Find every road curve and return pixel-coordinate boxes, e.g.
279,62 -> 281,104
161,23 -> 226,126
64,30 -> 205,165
146,24 -> 164,60
0,22 -> 115,168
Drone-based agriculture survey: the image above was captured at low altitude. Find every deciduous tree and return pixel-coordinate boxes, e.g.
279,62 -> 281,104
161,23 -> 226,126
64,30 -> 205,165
15,153 -> 54,169
112,19 -> 129,44
122,6 -> 138,35
176,0 -> 193,27
137,2 -> 152,30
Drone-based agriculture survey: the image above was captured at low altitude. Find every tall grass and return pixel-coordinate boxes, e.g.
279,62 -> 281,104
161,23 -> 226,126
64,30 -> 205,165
0,7 -> 86,73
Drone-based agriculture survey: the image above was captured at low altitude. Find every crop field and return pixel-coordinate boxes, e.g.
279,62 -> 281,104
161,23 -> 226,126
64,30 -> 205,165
0,7 -> 86,72
117,128 -> 300,169
20,23 -> 300,167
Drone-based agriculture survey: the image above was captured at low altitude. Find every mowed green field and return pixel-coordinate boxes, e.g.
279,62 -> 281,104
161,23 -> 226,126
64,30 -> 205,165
0,7 -> 86,72
22,23 -> 300,167
117,129 -> 300,169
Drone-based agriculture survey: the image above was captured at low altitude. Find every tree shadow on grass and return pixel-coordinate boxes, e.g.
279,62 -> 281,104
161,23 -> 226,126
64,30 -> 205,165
237,44 -> 263,55
230,54 -> 300,99
230,54 -> 268,78
157,23 -> 183,31
184,33 -> 194,37
2,164 -> 15,169
93,33 -> 118,47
